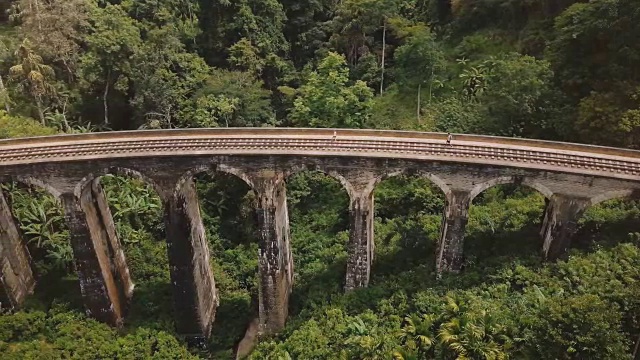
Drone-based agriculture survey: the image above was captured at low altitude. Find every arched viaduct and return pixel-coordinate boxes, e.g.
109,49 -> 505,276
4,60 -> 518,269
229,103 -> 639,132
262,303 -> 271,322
1,128 -> 639,342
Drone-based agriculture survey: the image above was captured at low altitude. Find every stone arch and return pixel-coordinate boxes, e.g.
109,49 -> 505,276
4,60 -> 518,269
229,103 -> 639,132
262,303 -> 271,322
173,164 -> 256,201
174,162 -> 260,339
211,164 -> 255,190
571,188 -> 640,255
70,165 -> 177,327
1,175 -> 80,310
362,168 -> 449,280
12,176 -> 63,199
461,175 -> 551,266
363,169 -> 450,199
283,164 -> 352,292
468,176 -> 553,203
74,167 -> 161,199
285,164 -> 354,200
589,189 -> 640,207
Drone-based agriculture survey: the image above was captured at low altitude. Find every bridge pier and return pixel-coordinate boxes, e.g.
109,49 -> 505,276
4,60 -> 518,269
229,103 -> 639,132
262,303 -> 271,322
436,190 -> 471,277
164,176 -> 217,343
345,190 -> 374,291
541,194 -> 590,260
61,178 -> 133,326
252,174 -> 293,335
0,189 -> 35,310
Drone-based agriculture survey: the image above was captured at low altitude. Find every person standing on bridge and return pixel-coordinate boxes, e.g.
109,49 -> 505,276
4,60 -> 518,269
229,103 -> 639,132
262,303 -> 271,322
446,132 -> 453,146
333,130 -> 337,142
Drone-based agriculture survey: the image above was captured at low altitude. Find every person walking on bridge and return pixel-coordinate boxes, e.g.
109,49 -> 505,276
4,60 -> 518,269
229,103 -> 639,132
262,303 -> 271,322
446,132 -> 453,146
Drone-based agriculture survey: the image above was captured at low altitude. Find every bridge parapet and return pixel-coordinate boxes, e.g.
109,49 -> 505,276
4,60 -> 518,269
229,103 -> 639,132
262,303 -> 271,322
2,128 -> 640,182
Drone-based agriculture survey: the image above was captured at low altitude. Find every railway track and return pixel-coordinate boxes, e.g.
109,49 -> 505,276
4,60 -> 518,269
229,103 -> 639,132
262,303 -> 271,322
1,128 -> 639,180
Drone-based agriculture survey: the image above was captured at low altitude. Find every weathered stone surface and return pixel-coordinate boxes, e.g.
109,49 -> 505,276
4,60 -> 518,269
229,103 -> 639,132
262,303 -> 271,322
61,179 -> 132,326
436,190 -> 472,276
0,190 -> 35,309
541,194 -> 590,260
91,179 -> 134,301
345,191 -> 375,291
251,172 -> 293,335
164,176 -> 217,342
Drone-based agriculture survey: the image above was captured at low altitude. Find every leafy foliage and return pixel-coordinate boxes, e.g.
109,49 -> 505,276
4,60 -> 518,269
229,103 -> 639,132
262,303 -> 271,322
2,0 -> 640,358
0,305 -> 197,359
290,52 -> 373,128
0,110 -> 56,138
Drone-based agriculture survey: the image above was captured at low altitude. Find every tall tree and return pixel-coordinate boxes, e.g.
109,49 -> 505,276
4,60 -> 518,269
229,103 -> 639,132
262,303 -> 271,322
471,54 -> 557,138
79,3 -> 142,126
289,52 -> 373,128
546,0 -> 640,145
129,27 -> 211,129
394,29 -> 445,122
197,0 -> 289,67
9,39 -> 55,124
280,0 -> 335,67
547,0 -> 640,98
120,0 -> 201,43
331,0 -> 402,92
183,69 -> 276,128
12,0 -> 91,81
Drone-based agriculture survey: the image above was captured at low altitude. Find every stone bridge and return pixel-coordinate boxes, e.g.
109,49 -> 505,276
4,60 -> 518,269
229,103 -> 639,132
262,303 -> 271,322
1,128 -> 639,341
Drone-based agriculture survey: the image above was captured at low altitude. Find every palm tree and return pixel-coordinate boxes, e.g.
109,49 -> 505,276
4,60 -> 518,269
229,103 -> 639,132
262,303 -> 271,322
438,295 -> 509,360
459,66 -> 487,101
398,313 -> 437,358
9,39 -> 55,124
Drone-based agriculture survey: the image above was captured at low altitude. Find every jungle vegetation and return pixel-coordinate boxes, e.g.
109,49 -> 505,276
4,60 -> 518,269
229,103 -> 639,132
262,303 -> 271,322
1,0 -> 640,358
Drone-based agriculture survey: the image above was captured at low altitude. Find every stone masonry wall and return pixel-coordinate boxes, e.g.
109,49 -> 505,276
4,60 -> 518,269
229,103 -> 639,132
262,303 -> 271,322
0,190 -> 35,309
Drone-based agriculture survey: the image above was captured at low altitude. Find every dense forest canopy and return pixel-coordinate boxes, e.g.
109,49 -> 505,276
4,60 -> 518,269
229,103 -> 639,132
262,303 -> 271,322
0,0 -> 637,145
1,0 -> 640,359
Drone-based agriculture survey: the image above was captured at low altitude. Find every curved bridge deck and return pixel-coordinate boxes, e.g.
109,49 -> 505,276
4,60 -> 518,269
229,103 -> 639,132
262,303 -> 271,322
1,128 -> 639,181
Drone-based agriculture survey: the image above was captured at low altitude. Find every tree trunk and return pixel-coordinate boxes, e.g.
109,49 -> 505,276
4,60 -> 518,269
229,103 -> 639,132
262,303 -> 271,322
35,96 -> 45,125
428,66 -> 435,104
417,83 -> 421,124
0,75 -> 11,113
187,1 -> 197,46
380,20 -> 386,95
103,70 -> 111,126
633,333 -> 640,359
61,99 -> 70,132
63,59 -> 74,84
33,0 -> 42,31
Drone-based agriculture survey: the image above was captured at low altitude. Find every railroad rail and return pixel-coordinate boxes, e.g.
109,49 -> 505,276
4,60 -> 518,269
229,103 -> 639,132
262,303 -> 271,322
1,128 -> 639,181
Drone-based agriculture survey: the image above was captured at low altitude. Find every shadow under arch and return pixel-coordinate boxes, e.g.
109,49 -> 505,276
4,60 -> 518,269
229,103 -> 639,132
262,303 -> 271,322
574,189 -> 640,251
364,169 -> 450,200
590,189 -> 640,207
368,171 -> 447,283
469,176 -> 553,203
12,176 -> 63,199
174,163 -> 256,194
285,164 -> 355,200
185,166 -> 259,354
463,179 -> 548,270
284,169 -> 350,315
